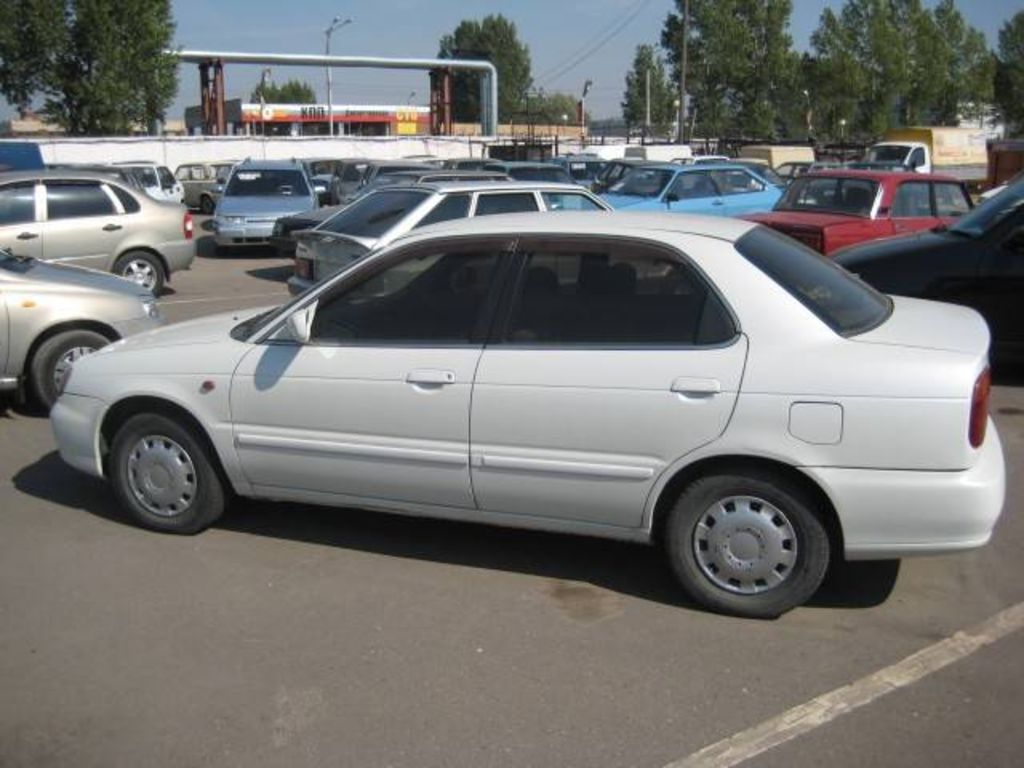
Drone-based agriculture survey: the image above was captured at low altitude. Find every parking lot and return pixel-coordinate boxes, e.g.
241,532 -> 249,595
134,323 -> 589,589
2,222 -> 1023,768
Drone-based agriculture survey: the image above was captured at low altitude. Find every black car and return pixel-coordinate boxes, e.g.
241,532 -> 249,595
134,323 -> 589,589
835,179 -> 1024,362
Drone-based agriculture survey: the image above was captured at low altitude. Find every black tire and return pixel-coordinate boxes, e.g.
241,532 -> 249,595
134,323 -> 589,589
199,194 -> 215,215
113,250 -> 165,295
109,413 -> 226,534
664,470 -> 830,619
29,329 -> 110,411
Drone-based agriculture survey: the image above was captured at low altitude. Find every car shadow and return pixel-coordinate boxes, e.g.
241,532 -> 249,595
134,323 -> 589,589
993,362 -> 1024,388
246,264 -> 293,283
13,451 -> 900,614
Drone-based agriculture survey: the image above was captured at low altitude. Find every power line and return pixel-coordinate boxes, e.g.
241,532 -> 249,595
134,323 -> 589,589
536,0 -> 654,87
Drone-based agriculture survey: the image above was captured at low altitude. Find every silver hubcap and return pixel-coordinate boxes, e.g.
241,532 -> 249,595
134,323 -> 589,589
52,346 -> 97,390
121,259 -> 156,290
126,435 -> 197,517
693,495 -> 798,594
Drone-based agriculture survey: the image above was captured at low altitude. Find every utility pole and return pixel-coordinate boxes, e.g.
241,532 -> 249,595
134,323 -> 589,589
324,15 -> 352,137
677,0 -> 689,144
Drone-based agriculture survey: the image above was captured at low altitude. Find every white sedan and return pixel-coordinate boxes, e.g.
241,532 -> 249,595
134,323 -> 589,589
51,213 -> 1005,618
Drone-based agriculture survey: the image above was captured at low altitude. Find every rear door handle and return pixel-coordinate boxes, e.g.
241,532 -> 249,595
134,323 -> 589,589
407,369 -> 456,386
671,377 -> 721,397
102,223 -> 123,232
16,232 -> 38,240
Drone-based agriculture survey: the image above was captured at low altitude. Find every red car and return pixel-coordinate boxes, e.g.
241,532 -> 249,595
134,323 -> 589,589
744,170 -> 972,255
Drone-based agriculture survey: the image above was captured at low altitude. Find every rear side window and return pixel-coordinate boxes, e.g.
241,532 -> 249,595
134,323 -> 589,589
505,241 -> 735,345
320,189 -> 430,238
475,193 -> 539,216
0,183 -> 37,225
710,169 -> 764,195
892,182 -> 932,217
735,227 -> 891,336
45,182 -> 116,219
541,192 -> 603,212
109,184 -> 141,213
934,183 -> 971,217
415,194 -> 471,228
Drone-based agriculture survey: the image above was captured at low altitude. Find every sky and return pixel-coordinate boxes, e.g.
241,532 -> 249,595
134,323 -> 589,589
2,0 -> 1020,123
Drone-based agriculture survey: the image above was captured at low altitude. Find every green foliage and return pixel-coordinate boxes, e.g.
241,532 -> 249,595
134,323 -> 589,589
0,0 -> 177,134
438,14 -> 532,124
662,0 -> 799,139
527,91 -> 578,125
995,11 -> 1024,134
251,79 -> 317,104
621,44 -> 675,136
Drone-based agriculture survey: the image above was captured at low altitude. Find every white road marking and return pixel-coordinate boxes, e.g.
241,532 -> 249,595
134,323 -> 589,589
664,601 -> 1024,768
157,292 -> 285,306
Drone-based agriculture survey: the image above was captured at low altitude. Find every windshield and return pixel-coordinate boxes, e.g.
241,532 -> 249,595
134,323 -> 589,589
609,168 -> 675,198
319,189 -> 431,239
736,227 -> 891,336
775,176 -> 879,217
226,169 -> 310,197
949,179 -> 1024,237
865,145 -> 909,164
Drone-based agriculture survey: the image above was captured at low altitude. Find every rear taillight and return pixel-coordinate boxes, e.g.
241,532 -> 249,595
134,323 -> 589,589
295,257 -> 312,280
183,211 -> 194,240
969,367 -> 991,448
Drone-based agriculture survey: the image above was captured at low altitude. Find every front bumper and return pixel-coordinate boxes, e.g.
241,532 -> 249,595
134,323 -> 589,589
804,419 -> 1006,559
51,393 -> 108,479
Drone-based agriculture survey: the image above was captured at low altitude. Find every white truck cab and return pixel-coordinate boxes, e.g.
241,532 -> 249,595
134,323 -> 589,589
864,142 -> 931,174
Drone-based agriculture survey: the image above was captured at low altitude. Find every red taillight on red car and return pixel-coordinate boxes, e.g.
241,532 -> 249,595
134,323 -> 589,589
183,211 -> 194,240
969,367 -> 991,448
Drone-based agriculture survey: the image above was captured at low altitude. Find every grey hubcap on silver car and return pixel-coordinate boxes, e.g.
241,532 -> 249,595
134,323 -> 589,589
52,346 -> 97,390
126,435 -> 197,517
693,496 -> 798,594
121,259 -> 157,290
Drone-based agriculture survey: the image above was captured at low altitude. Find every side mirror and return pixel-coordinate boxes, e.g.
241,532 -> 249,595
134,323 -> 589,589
665,191 -> 679,206
285,302 -> 317,344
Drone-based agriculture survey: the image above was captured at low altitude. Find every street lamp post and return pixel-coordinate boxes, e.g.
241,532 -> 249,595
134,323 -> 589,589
324,15 -> 352,137
581,79 -> 592,147
259,67 -> 271,138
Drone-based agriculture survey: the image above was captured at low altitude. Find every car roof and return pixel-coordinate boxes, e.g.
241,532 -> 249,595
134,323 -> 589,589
635,162 -> 764,173
802,168 -> 960,182
393,210 -> 758,245
487,161 -> 562,168
371,180 -> 595,194
235,159 -> 305,170
0,168 -> 142,184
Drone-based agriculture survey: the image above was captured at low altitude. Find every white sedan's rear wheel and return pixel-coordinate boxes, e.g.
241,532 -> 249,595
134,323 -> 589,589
109,413 -> 225,534
666,471 -> 830,618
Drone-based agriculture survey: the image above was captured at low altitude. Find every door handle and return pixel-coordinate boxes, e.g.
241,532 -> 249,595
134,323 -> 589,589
407,369 -> 456,386
711,199 -> 725,206
102,223 -> 123,232
671,377 -> 721,397
16,232 -> 38,240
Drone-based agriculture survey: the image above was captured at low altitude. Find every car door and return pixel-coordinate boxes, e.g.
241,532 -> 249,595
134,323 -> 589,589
663,170 -> 726,215
470,235 -> 747,529
0,181 -> 43,260
229,237 -> 513,508
973,209 -> 1024,356
890,180 -> 936,236
41,180 -> 124,270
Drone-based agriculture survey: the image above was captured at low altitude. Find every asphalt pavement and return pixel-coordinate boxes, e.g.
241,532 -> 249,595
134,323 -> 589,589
1,225 -> 1022,768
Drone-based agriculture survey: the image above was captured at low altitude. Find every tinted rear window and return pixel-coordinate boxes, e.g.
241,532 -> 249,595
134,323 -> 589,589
320,189 -> 430,238
226,169 -> 310,197
776,176 -> 879,217
735,227 -> 891,336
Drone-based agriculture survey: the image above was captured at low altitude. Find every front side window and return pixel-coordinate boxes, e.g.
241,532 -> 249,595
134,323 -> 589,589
892,181 -> 932,217
225,169 -> 310,197
909,147 -> 927,168
45,182 -> 116,219
504,242 -> 735,345
320,189 -> 430,238
474,193 -> 539,216
0,183 -> 37,226
541,192 -> 604,212
309,247 -> 502,344
934,183 -> 971,217
667,171 -> 720,200
736,226 -> 891,336
157,166 -> 176,188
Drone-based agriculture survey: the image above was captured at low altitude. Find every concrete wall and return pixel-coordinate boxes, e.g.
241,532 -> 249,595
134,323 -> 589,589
17,135 -> 500,170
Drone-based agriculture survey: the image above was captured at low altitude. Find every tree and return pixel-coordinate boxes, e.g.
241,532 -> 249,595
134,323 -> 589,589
621,45 -> 675,137
995,11 -> 1024,134
250,79 -> 317,104
0,0 -> 66,116
0,0 -> 177,134
662,0 -> 799,139
932,0 -> 995,125
438,14 -> 532,124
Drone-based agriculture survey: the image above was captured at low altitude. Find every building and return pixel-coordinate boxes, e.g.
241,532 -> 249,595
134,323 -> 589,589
183,99 -> 431,137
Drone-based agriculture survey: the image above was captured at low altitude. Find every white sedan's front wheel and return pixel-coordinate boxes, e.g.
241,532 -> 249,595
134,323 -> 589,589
109,413 -> 226,534
666,471 -> 830,618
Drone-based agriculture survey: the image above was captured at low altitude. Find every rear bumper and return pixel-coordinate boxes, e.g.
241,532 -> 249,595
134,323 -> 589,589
158,240 -> 196,274
803,419 -> 1006,559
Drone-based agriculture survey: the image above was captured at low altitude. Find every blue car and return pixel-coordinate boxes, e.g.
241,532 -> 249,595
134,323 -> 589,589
601,163 -> 781,216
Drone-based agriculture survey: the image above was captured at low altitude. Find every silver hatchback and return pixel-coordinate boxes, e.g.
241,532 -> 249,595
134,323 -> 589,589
0,169 -> 195,295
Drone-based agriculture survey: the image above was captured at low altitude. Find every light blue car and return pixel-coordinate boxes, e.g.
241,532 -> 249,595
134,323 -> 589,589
601,163 -> 782,216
